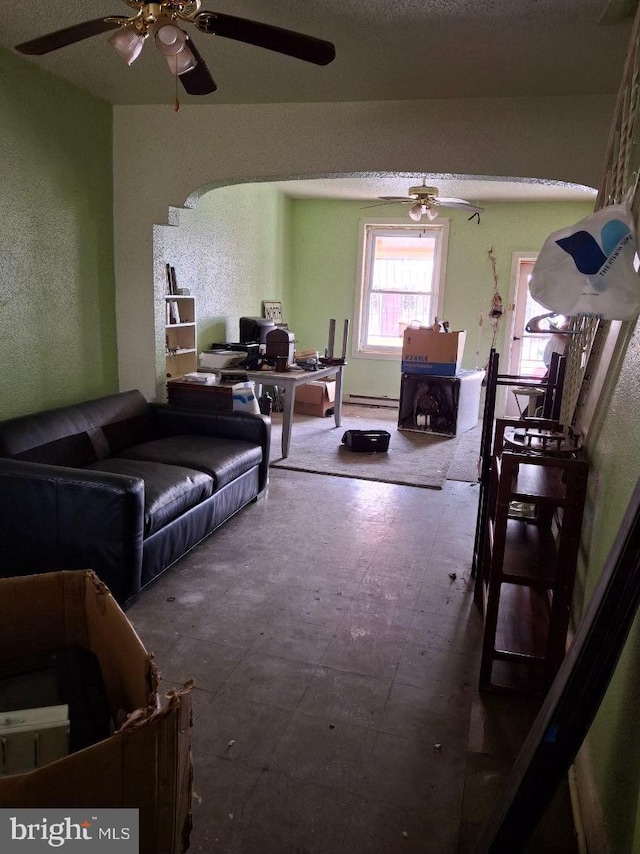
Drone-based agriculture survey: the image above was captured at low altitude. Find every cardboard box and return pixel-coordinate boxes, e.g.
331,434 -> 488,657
294,379 -> 336,417
401,328 -> 466,376
0,571 -> 192,854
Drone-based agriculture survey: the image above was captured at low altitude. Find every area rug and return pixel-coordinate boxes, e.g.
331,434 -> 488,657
446,423 -> 482,483
269,404 -> 479,490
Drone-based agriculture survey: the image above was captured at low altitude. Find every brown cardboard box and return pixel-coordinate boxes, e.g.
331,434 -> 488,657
0,571 -> 192,854
294,379 -> 336,417
401,328 -> 466,376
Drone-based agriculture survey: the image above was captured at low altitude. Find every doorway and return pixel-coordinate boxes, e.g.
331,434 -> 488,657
505,253 -> 552,416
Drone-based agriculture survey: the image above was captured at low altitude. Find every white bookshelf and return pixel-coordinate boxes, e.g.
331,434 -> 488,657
165,295 -> 197,379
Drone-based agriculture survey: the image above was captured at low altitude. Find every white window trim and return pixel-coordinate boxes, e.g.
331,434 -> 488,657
352,217 -> 450,360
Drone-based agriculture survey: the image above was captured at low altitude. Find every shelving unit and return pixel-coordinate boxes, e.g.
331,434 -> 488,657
471,348 -> 566,589
165,295 -> 197,380
478,446 -> 589,694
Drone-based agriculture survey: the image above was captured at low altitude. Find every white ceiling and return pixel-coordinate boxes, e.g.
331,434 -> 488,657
0,0 -> 633,107
1,0 -> 631,203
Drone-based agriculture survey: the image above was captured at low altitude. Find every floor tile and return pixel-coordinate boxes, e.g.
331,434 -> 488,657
320,626 -> 406,679
342,797 -> 461,854
250,616 -> 336,664
379,680 -> 472,745
297,665 -> 393,728
359,730 -> 467,811
277,585 -> 351,629
189,755 -> 262,853
194,694 -> 292,768
157,633 -> 245,691
395,640 -> 477,693
217,651 -> 319,710
355,571 -> 422,608
467,692 -> 542,760
180,599 -> 277,648
460,751 -> 516,826
232,771 -> 362,854
124,451 -> 577,854
406,601 -> 483,654
270,711 -> 377,791
343,596 -> 415,641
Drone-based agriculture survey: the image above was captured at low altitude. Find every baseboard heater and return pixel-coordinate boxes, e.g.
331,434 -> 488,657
344,394 -> 399,409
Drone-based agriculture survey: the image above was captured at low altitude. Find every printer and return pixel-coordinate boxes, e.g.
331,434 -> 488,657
239,317 -> 276,344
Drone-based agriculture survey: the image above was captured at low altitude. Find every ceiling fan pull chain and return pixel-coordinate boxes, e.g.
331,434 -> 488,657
174,61 -> 180,111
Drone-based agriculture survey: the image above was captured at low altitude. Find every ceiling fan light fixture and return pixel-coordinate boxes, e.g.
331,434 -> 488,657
425,206 -> 439,221
155,22 -> 188,56
108,26 -> 146,66
165,44 -> 198,76
408,202 -> 424,222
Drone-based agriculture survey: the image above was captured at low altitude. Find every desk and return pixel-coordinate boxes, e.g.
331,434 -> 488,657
247,363 -> 345,459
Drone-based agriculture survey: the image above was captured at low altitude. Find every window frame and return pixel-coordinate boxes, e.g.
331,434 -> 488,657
353,218 -> 450,360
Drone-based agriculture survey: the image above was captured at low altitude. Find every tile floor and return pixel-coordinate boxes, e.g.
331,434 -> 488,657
127,467 -> 577,854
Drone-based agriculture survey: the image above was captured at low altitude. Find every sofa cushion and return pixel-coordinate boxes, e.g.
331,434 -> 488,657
0,390 -> 155,468
116,435 -> 262,491
86,458 -> 213,536
0,405 -> 100,467
78,390 -> 154,457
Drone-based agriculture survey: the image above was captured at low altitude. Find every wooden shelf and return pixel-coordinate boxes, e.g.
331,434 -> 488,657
495,584 -> 550,660
479,448 -> 588,695
165,294 -> 197,379
495,455 -> 568,504
488,517 -> 557,585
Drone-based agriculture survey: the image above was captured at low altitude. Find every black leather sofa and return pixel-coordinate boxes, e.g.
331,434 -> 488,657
0,389 -> 270,605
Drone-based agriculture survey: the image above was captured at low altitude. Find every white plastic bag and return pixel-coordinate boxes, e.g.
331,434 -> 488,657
232,381 -> 260,415
529,204 -> 640,321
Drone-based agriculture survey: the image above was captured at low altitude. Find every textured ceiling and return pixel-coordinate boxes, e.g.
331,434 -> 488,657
0,0 -> 633,106
269,174 -> 598,203
1,0 -> 631,203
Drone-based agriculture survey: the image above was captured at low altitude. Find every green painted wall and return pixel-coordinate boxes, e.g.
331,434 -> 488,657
574,320 -> 640,853
287,199 -> 594,399
0,48 -> 116,420
157,183 -> 291,369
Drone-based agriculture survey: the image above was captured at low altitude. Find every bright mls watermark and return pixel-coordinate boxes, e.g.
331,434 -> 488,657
0,809 -> 138,851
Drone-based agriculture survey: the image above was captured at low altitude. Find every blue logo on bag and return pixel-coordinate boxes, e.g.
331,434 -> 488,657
556,219 -> 632,276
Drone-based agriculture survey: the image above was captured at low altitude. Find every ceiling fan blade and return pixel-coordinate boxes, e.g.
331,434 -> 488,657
179,36 -> 217,95
361,201 -> 401,209
435,198 -> 485,213
194,11 -> 336,66
15,17 -> 128,56
378,196 -> 415,202
434,196 -> 476,206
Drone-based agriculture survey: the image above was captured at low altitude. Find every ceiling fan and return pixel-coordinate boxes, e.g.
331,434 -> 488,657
14,1 -> 336,99
366,180 -> 484,222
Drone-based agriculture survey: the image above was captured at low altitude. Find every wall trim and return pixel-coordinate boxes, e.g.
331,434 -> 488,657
570,743 -> 610,854
344,393 -> 399,408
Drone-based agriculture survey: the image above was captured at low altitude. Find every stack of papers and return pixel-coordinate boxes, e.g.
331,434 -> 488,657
199,350 -> 246,370
182,372 -> 219,385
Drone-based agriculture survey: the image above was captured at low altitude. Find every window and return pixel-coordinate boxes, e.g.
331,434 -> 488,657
355,221 -> 449,357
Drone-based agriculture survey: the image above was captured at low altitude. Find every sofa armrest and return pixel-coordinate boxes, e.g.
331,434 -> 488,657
0,458 -> 145,603
150,405 -> 271,491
